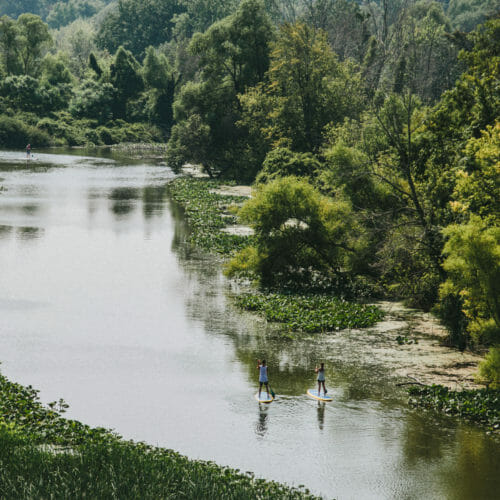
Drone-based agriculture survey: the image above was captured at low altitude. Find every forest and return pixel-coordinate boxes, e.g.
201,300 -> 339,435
0,0 -> 499,384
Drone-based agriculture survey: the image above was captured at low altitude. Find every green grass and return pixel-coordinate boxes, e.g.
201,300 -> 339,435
408,385 -> 500,432
235,293 -> 384,333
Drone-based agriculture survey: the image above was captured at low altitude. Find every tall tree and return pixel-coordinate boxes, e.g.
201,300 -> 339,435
239,22 -> 365,153
0,15 -> 20,74
16,13 -> 53,76
166,0 -> 274,179
96,0 -> 184,58
109,46 -> 143,119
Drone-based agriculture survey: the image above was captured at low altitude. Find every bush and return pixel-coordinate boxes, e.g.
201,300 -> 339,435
434,292 -> 468,349
478,347 -> 500,388
0,115 -> 50,148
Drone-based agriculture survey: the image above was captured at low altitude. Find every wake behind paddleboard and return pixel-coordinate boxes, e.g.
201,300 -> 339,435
307,389 -> 333,402
255,392 -> 274,403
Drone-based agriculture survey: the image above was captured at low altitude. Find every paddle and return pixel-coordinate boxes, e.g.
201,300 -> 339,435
269,384 -> 275,398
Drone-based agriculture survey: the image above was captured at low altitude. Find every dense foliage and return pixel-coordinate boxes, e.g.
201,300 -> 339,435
1,0 -> 499,381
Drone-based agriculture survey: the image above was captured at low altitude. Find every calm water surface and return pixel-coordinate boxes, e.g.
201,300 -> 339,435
0,149 -> 499,499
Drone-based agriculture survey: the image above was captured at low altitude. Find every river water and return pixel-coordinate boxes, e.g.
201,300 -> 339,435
0,150 -> 499,499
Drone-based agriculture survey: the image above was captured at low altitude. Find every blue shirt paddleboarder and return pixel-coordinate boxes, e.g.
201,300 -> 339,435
315,363 -> 327,396
257,359 -> 269,398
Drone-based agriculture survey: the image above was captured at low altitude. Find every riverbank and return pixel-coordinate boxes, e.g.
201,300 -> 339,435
0,370 -> 319,499
167,175 -> 499,432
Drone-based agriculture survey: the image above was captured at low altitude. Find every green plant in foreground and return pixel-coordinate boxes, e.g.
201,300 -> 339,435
0,370 -> 321,499
0,427 -> 320,499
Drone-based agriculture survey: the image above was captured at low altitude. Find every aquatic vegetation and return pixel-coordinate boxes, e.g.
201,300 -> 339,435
167,178 -> 252,255
0,428 -> 319,499
408,385 -> 500,432
0,372 -> 113,445
0,370 -> 319,498
235,293 -> 384,333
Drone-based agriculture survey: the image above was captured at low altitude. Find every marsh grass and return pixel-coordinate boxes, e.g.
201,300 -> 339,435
0,429 -> 319,499
0,369 -> 320,499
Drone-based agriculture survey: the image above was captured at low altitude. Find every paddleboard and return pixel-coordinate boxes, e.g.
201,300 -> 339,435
307,389 -> 333,402
255,392 -> 274,403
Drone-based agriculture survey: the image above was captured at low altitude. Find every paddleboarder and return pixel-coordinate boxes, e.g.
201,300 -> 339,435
315,362 -> 327,396
257,359 -> 270,399
26,143 -> 31,158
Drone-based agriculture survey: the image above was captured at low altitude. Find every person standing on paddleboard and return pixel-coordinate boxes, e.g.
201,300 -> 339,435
257,359 -> 270,399
26,143 -> 31,158
315,363 -> 327,396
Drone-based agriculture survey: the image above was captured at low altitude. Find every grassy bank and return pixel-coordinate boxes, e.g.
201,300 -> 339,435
0,370 -> 319,499
408,385 -> 500,432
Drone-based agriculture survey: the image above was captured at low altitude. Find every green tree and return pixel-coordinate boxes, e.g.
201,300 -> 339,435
16,14 -> 53,76
167,0 -> 273,180
255,147 -> 320,184
226,176 -> 360,287
240,22 -> 365,153
440,216 -> 500,345
451,122 -> 500,224
0,15 -> 21,74
175,0 -> 238,37
96,0 -> 184,58
109,46 -> 143,119
142,46 -> 177,130
69,79 -> 115,123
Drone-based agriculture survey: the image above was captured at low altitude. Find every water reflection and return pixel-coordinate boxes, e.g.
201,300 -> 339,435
16,226 -> 43,240
109,187 -> 139,217
316,402 -> 325,430
142,186 -> 167,219
0,224 -> 13,237
255,405 -> 269,438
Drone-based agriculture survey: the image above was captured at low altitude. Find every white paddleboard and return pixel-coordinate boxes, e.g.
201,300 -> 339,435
307,389 -> 333,402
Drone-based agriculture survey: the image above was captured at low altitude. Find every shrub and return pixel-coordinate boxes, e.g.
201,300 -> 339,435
0,115 -> 50,147
478,347 -> 500,388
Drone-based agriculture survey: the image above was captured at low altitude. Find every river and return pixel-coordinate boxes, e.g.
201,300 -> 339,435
0,149 -> 499,499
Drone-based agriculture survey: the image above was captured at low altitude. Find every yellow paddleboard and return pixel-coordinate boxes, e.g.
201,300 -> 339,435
307,389 -> 333,402
255,392 -> 274,403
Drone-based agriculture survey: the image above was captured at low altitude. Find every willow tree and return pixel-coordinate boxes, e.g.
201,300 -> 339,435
226,176 -> 362,288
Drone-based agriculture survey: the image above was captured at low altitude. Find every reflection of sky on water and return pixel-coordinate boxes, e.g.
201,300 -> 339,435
0,149 -> 499,500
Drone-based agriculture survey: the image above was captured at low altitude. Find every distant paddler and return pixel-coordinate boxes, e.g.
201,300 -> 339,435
26,143 -> 31,159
